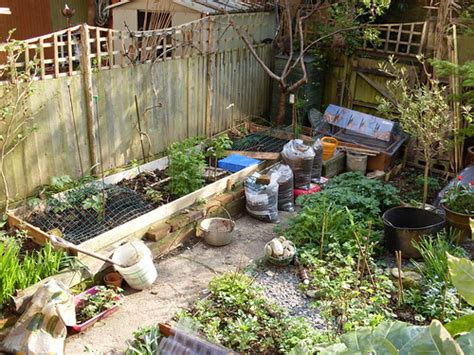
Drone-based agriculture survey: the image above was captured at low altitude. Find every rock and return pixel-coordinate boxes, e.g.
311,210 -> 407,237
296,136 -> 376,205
306,289 -> 318,298
269,239 -> 284,256
391,267 -> 404,278
278,236 -> 287,243
265,244 -> 273,256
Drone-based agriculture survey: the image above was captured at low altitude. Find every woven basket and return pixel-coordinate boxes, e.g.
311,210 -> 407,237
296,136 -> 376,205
265,241 -> 296,266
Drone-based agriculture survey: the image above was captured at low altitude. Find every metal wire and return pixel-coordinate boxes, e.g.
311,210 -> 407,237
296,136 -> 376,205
231,131 -> 289,152
27,185 -> 155,245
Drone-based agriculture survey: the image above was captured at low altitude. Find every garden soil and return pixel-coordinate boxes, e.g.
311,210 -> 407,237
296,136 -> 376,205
65,212 -> 314,354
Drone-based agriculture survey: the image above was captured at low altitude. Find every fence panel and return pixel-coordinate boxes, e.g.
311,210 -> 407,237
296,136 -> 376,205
1,13 -> 275,201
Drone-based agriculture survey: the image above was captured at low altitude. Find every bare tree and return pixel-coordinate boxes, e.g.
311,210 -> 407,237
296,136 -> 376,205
228,0 -> 390,125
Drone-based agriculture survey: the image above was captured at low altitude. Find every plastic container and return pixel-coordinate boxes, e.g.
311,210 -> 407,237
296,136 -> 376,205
346,152 -> 368,173
294,184 -> 321,199
382,207 -> 445,258
217,154 -> 260,172
112,241 -> 157,290
71,286 -> 122,332
321,137 -> 338,161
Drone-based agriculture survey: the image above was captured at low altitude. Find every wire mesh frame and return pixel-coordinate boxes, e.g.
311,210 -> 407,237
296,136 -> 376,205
26,184 -> 156,244
231,126 -> 293,152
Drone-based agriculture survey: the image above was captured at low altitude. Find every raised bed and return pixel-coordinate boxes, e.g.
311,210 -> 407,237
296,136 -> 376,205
7,155 -> 267,290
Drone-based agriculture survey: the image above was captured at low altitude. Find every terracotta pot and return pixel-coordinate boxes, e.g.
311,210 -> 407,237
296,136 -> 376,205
442,204 -> 472,243
104,272 -> 123,288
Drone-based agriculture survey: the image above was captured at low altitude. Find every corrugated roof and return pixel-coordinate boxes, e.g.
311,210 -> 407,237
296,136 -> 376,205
174,0 -> 271,15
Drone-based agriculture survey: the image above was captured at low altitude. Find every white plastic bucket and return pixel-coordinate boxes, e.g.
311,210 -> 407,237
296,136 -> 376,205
112,241 -> 157,290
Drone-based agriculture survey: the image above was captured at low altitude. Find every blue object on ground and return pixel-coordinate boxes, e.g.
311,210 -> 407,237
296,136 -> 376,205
218,154 -> 261,172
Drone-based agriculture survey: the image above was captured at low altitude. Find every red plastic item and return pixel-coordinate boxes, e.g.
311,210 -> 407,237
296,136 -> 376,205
70,286 -> 122,333
294,184 -> 321,198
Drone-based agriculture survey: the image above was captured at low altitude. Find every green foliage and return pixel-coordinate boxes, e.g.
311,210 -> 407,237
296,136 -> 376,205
143,187 -> 164,204
448,253 -> 474,307
77,286 -> 122,323
176,273 -> 327,354
39,175 -> 95,199
442,181 -> 474,215
445,314 -> 474,337
305,253 -> 395,333
126,325 -> 162,355
0,235 -> 70,308
46,184 -> 106,217
405,234 -> 471,323
316,320 -> 467,354
297,172 -> 400,222
206,134 -> 232,161
167,137 -> 206,197
412,233 -> 468,284
378,55 -> 452,205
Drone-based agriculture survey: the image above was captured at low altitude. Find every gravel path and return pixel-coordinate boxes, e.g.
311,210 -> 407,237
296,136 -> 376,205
253,264 -> 326,329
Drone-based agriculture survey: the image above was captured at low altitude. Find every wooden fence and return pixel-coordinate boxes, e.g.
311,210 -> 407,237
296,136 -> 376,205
0,13 -> 275,201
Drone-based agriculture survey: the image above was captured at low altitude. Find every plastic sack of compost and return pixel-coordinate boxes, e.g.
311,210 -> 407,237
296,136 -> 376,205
281,139 -> 315,190
245,173 -> 279,223
269,164 -> 295,212
311,138 -> 323,182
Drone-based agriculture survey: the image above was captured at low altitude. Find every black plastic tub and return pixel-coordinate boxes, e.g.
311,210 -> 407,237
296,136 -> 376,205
382,206 -> 445,258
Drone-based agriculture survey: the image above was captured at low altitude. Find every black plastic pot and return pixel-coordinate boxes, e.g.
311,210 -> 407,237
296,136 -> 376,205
382,207 -> 445,258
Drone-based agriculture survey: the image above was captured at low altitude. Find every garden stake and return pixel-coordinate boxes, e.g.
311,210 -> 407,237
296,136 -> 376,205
134,95 -> 147,163
67,84 -> 84,176
93,95 -> 107,220
395,250 -> 404,305
319,212 -> 327,259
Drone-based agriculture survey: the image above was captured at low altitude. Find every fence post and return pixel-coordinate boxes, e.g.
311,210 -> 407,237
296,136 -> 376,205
80,24 -> 98,174
205,18 -> 215,137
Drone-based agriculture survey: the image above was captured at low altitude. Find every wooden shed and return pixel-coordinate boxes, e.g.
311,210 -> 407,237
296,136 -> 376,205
111,0 -> 269,32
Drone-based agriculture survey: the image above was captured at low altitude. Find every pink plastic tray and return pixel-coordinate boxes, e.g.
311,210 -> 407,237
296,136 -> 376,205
70,286 -> 122,332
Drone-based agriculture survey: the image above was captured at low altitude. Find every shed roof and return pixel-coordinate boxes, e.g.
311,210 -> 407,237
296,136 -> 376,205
175,0 -> 270,15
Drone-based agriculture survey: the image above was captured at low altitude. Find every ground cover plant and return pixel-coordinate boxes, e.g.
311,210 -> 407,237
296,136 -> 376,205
0,233 -> 72,311
175,273 -> 329,354
76,286 -> 123,323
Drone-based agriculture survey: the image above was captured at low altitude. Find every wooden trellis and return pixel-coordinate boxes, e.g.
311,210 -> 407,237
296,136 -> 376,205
361,22 -> 428,57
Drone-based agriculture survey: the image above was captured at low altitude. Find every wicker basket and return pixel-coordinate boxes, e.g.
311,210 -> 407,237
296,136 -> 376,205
265,241 -> 296,266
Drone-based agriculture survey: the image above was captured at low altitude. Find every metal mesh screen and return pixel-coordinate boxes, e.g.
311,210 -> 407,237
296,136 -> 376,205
231,131 -> 289,152
26,184 -> 156,244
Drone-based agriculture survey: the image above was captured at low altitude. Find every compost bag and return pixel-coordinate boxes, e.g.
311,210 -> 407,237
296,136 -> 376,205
245,173 -> 279,223
269,164 -> 295,212
281,139 -> 315,190
311,138 -> 323,182
3,279 -> 75,355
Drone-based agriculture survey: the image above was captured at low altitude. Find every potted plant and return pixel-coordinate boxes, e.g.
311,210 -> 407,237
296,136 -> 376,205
71,286 -> 123,332
441,177 -> 474,242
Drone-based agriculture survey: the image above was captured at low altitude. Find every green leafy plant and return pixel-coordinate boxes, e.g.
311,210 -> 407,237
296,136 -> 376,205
82,193 -> 106,216
378,55 -> 452,206
0,235 -> 71,309
126,325 -> 162,355
176,273 -> 327,354
143,187 -> 164,204
297,172 -> 400,222
448,253 -> 474,307
77,286 -> 123,323
167,137 -> 206,197
206,134 -> 232,181
316,320 -> 470,354
442,178 -> 474,215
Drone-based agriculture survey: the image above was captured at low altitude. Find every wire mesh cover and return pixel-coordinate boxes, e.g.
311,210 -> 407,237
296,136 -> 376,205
26,184 -> 156,244
231,130 -> 289,153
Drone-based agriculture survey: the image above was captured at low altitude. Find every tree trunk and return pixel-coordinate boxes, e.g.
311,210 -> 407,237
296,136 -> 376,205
275,90 -> 288,126
422,156 -> 430,208
87,0 -> 96,25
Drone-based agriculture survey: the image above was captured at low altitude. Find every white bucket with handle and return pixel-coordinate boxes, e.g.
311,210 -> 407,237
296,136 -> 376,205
112,241 -> 157,290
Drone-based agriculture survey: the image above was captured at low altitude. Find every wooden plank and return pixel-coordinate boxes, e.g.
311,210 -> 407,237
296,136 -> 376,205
224,150 -> 280,160
96,27 -> 101,70
53,33 -> 59,77
39,38 -> 45,80
107,29 -> 114,69
67,29 -> 73,76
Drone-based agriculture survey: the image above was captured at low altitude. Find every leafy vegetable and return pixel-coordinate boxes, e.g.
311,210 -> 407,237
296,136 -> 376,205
77,286 -> 122,323
447,254 -> 474,306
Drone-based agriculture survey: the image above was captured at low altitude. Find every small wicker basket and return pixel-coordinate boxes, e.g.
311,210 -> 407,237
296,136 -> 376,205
265,241 -> 296,266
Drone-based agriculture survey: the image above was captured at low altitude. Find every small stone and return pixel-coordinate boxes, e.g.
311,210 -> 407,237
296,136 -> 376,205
306,289 -> 317,298
265,271 -> 275,277
391,267 -> 404,278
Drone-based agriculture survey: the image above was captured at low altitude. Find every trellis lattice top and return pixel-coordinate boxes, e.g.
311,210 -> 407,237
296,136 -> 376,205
360,22 -> 428,57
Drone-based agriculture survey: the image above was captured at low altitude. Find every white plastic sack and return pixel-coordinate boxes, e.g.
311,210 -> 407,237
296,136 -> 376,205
245,173 -> 279,223
281,139 -> 315,190
269,164 -> 295,212
3,279 -> 76,355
